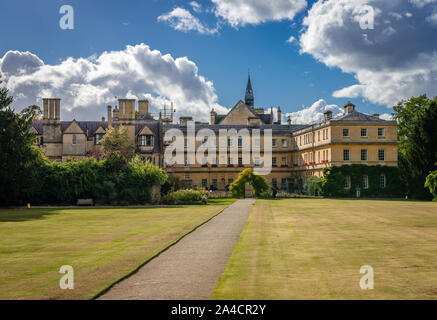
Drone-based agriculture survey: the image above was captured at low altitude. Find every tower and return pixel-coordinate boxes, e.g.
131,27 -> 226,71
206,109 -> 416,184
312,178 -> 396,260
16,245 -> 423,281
245,75 -> 254,108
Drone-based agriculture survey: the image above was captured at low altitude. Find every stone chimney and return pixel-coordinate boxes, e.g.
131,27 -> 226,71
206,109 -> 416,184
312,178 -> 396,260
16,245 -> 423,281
118,99 -> 136,120
138,99 -> 149,118
102,116 -> 105,122
372,113 -> 380,119
277,107 -> 282,124
210,109 -> 216,125
43,98 -> 61,121
344,101 -> 356,114
107,105 -> 112,128
324,110 -> 333,121
270,108 -> 274,124
180,116 -> 193,126
287,115 -> 292,125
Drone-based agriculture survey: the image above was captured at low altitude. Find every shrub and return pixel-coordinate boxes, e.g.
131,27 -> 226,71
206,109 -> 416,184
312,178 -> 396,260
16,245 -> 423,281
425,169 -> 437,201
162,189 -> 208,205
229,168 -> 270,198
303,176 -> 322,196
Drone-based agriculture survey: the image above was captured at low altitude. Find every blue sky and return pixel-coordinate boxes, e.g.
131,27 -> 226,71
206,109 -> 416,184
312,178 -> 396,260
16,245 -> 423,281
1,0 -> 437,122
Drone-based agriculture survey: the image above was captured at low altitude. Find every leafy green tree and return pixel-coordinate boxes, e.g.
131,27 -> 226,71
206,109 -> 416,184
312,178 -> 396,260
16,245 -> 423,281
394,95 -> 437,199
303,176 -> 322,196
100,126 -> 135,160
229,168 -> 270,198
425,169 -> 437,201
0,79 -> 43,206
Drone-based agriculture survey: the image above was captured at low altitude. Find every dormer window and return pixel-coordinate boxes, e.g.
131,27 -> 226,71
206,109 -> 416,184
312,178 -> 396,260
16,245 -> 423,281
139,135 -> 154,147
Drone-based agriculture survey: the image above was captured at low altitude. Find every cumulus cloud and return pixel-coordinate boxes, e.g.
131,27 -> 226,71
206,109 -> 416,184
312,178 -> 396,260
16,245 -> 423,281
212,0 -> 307,27
157,7 -> 218,34
285,99 -> 342,124
190,1 -> 203,13
299,0 -> 437,108
0,44 -> 227,121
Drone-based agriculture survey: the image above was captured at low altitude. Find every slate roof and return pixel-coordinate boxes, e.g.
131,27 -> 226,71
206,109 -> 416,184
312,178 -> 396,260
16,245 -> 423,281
163,123 -> 307,135
333,111 -> 388,122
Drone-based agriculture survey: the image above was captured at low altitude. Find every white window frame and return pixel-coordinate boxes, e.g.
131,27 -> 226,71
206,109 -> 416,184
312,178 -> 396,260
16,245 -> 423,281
343,149 -> 350,161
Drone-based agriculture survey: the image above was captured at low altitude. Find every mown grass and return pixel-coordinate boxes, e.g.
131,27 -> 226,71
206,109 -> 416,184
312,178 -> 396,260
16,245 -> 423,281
213,199 -> 437,300
0,203 -> 231,300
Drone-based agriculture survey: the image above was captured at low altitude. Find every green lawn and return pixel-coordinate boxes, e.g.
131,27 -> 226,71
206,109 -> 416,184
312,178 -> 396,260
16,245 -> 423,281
0,202 -> 233,300
213,199 -> 437,300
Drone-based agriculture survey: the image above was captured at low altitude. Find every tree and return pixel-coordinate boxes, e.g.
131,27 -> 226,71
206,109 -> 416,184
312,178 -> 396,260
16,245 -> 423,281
100,126 -> 135,160
393,95 -> 437,199
0,78 -> 43,206
425,169 -> 437,201
303,176 -> 322,196
229,168 -> 270,198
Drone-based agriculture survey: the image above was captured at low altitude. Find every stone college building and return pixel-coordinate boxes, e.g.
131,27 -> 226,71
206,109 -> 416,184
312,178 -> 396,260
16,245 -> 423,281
31,77 -> 398,192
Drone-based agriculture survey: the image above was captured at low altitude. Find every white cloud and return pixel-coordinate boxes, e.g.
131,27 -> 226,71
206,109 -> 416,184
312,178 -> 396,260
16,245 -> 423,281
426,13 -> 437,24
285,99 -> 342,124
300,0 -> 437,107
190,1 -> 203,13
157,7 -> 218,35
0,44 -> 227,121
212,0 -> 307,27
409,0 -> 437,8
286,35 -> 296,44
380,113 -> 393,120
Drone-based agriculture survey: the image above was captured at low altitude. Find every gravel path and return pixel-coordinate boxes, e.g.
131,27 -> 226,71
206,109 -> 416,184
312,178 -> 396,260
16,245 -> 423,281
98,199 -> 255,300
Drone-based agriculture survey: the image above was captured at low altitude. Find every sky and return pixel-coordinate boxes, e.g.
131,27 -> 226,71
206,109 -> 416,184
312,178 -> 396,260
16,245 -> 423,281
1,0 -> 437,123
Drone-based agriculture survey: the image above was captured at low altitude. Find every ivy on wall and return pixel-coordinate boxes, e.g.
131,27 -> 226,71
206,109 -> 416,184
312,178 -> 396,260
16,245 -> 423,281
320,164 -> 403,198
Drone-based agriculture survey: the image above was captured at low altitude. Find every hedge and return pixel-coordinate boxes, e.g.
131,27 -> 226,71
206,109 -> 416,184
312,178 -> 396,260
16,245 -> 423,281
27,152 -> 168,205
320,164 -> 403,198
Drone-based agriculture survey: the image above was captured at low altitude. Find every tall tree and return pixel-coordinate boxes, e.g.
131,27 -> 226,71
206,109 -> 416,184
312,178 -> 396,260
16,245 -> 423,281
0,78 -> 42,206
393,95 -> 437,199
100,126 -> 135,160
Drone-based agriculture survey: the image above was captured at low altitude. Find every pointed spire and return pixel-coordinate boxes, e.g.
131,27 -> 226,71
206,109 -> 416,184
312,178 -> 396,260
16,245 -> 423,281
245,73 -> 254,108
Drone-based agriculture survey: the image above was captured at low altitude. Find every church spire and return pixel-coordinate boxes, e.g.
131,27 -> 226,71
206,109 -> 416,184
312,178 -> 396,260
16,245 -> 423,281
245,74 -> 254,108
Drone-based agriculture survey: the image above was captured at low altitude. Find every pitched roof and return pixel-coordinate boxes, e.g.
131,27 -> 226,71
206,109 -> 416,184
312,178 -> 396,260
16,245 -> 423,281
333,111 -> 389,122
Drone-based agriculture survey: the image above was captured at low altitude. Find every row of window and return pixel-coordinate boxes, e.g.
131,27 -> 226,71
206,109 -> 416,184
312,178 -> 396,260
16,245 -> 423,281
343,127 -> 385,138
185,138 -> 289,148
344,175 -> 386,189
343,149 -> 385,161
70,134 -> 154,146
271,178 -> 288,189
183,156 -> 289,167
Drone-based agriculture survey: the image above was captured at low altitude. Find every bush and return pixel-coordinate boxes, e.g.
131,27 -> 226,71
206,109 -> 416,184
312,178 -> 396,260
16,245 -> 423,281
303,176 -> 322,196
320,164 -> 402,198
26,153 -> 167,205
229,168 -> 270,198
162,189 -> 208,205
425,169 -> 437,201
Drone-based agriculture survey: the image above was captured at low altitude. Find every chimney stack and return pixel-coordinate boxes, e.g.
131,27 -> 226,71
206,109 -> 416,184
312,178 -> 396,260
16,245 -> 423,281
287,115 -> 292,125
43,98 -> 61,121
277,107 -> 282,124
180,116 -> 193,126
102,116 -> 105,122
107,105 -> 113,128
270,108 -> 274,124
138,99 -> 149,118
324,110 -> 333,121
372,113 -> 380,119
344,101 -> 355,114
210,109 -> 216,125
